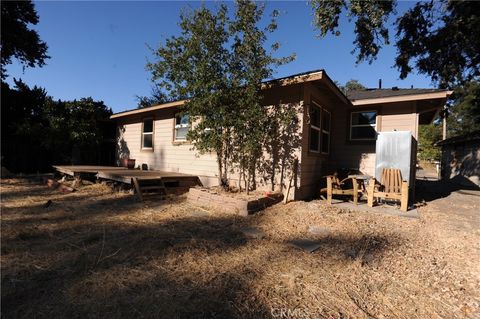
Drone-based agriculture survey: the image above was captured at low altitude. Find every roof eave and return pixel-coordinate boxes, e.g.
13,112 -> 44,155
351,90 -> 453,106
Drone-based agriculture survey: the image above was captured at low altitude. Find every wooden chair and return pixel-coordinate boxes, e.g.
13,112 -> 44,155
367,168 -> 409,212
320,174 -> 361,205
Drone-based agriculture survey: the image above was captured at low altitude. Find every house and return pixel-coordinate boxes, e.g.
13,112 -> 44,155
110,69 -> 452,200
436,131 -> 480,187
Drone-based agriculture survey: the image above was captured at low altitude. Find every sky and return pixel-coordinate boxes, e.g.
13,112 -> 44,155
5,1 -> 434,113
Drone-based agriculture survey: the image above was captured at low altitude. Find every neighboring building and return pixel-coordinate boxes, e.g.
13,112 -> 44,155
436,132 -> 480,187
110,69 -> 452,200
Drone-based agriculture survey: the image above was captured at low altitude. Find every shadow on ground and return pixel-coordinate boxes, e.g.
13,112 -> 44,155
1,179 -> 403,318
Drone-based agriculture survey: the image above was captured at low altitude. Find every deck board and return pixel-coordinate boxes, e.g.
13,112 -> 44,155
53,165 -> 127,176
97,169 -> 199,184
54,165 -> 199,186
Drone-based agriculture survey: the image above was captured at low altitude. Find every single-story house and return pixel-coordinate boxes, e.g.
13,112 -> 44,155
110,69 -> 452,200
436,131 -> 480,187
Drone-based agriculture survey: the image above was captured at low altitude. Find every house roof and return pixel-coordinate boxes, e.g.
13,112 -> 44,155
347,88 -> 453,106
347,88 -> 446,101
110,69 -> 453,119
111,69 -> 349,119
435,131 -> 480,146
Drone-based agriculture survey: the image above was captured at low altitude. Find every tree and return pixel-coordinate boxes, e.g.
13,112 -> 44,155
148,4 -> 232,186
136,84 -> 168,108
447,81 -> 480,135
1,80 -> 112,172
335,79 -> 366,94
311,0 -> 480,89
418,123 -> 442,161
1,1 -> 49,79
228,0 -> 294,192
147,1 -> 293,189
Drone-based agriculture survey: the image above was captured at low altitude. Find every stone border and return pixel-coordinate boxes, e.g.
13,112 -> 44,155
187,188 -> 284,216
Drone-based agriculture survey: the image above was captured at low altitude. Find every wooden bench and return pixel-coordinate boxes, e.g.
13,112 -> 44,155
367,168 -> 409,212
320,174 -> 362,205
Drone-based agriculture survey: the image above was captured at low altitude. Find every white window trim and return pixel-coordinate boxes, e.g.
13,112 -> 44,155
141,118 -> 154,150
174,114 -> 190,141
309,102 -> 322,153
350,110 -> 377,141
321,108 -> 331,154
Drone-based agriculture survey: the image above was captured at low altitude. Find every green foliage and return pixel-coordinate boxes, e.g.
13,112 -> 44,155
395,1 -> 480,88
1,80 -> 112,172
136,85 -> 168,108
311,0 -> 395,64
447,81 -> 480,135
418,124 -> 442,161
335,79 -> 366,94
1,0 -> 49,79
311,0 -> 480,88
147,0 -> 294,189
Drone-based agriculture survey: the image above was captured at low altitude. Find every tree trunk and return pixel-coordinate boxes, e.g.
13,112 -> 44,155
216,150 -> 223,186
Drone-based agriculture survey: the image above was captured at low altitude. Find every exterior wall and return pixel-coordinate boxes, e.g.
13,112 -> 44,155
117,108 -> 219,187
115,87 -> 425,200
330,101 -> 420,177
380,101 -> 419,140
116,84 -> 305,196
299,83 -> 350,199
441,140 -> 480,187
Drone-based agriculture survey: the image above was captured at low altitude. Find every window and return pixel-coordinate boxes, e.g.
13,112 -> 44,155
142,118 -> 153,149
309,103 -> 321,152
174,114 -> 190,141
321,109 -> 331,154
350,111 -> 377,140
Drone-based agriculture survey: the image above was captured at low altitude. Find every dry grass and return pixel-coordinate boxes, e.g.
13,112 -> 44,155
1,178 -> 479,318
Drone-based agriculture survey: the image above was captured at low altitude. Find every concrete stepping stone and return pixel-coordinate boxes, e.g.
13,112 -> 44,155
289,239 -> 322,253
308,226 -> 330,236
240,227 -> 266,239
190,211 -> 210,217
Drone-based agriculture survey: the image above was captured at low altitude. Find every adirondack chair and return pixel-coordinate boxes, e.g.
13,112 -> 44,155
367,168 -> 409,212
320,174 -> 361,205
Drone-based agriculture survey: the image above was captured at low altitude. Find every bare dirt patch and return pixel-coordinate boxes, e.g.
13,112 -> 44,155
1,178 -> 478,318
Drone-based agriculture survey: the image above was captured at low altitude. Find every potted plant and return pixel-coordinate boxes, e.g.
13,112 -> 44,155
121,158 -> 136,169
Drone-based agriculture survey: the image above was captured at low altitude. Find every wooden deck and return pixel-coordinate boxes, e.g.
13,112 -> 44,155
96,169 -> 199,185
53,165 -> 127,177
53,165 -> 200,185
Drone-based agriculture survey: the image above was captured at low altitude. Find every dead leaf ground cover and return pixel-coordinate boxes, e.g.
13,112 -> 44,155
1,178 -> 479,318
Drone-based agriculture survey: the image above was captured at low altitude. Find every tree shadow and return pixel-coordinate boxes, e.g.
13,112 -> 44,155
415,178 -> 480,203
2,180 -> 406,318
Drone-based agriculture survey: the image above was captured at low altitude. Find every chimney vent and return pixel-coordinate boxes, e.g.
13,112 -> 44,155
378,79 -> 382,89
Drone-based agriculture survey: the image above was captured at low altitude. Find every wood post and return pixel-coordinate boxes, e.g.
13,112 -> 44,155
132,177 -> 143,201
352,177 -> 358,205
326,176 -> 333,205
367,179 -> 375,207
400,181 -> 409,212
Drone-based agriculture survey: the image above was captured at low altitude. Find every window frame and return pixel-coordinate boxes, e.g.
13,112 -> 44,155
174,113 -> 190,142
309,102 -> 322,153
321,108 -> 331,154
141,117 -> 154,150
350,110 -> 377,141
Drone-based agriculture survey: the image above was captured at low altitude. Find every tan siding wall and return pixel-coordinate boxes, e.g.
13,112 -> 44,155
329,106 -> 376,176
117,109 -> 219,186
299,83 -> 350,198
116,85 -> 305,193
380,101 -> 418,139
330,101 -> 419,177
